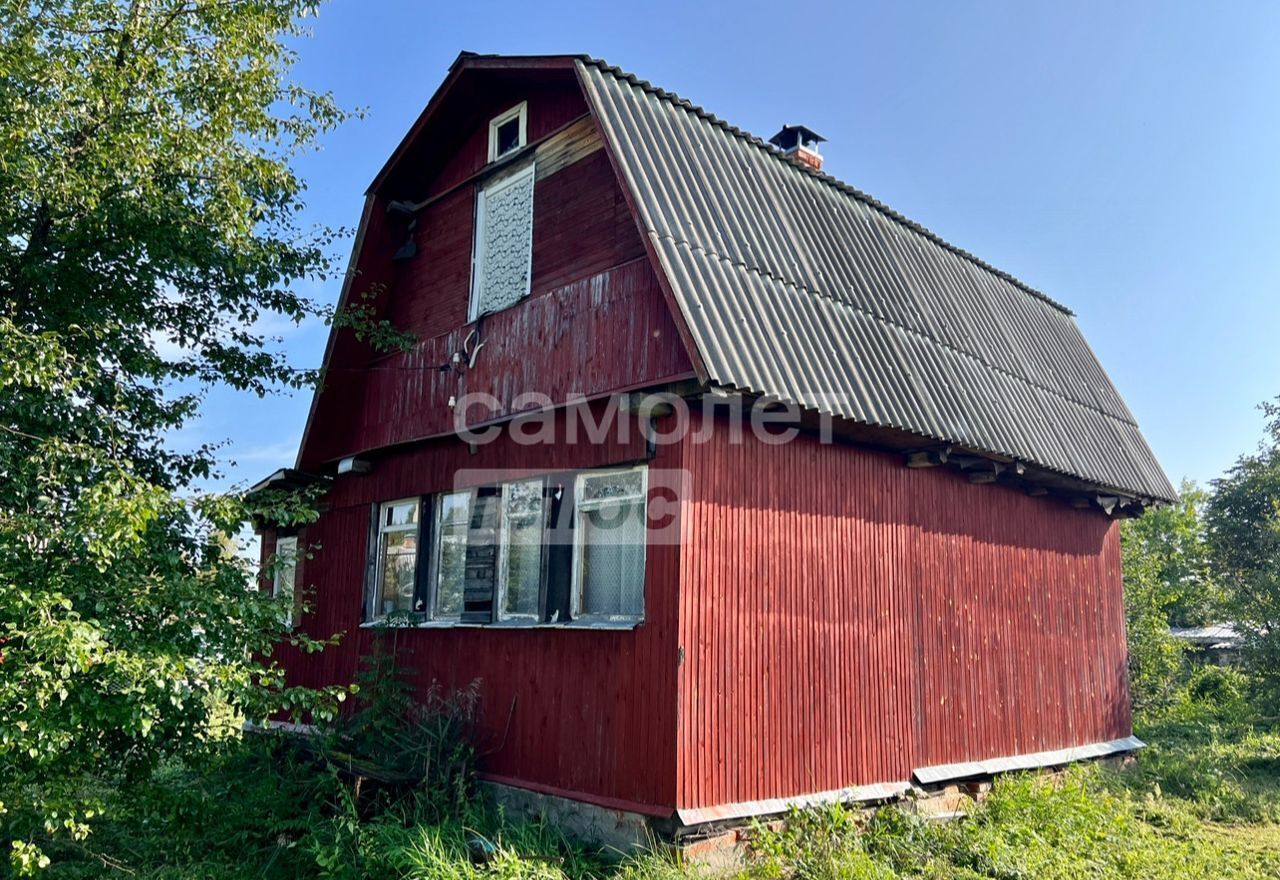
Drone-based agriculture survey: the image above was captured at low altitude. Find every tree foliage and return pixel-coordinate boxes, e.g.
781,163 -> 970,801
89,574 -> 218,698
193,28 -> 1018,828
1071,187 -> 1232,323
1121,480 -> 1220,713
0,1 -> 354,870
1207,398 -> 1280,696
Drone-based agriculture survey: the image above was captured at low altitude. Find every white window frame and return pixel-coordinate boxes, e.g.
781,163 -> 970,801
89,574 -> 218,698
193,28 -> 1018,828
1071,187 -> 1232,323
570,466 -> 648,624
495,478 -> 546,623
428,489 -> 473,622
273,535 -> 298,628
469,161 -> 536,322
370,498 -> 420,622
487,101 -> 527,162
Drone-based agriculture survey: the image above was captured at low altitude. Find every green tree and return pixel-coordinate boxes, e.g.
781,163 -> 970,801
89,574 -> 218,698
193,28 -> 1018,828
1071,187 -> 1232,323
1206,399 -> 1280,696
1121,481 -> 1219,713
0,1 -> 358,870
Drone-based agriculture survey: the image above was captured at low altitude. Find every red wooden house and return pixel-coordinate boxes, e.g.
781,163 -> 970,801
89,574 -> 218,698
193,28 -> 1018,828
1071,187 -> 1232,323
256,52 -> 1174,837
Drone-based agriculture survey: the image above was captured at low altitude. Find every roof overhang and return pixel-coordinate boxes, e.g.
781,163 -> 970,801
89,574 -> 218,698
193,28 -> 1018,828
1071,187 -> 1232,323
368,52 -> 583,195
247,467 -> 330,495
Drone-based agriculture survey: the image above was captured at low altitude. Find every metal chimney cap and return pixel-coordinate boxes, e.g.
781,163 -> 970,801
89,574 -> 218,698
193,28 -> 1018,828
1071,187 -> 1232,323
768,124 -> 827,152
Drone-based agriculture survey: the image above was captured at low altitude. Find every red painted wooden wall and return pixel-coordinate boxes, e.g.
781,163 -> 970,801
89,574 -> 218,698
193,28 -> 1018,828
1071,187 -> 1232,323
674,412 -> 1132,811
276,59 -> 1134,820
300,70 -> 687,469
278,406 -> 685,815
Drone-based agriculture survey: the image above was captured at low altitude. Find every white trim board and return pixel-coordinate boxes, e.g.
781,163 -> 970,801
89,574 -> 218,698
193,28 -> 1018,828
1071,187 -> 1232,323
676,780 -> 911,826
912,735 -> 1145,786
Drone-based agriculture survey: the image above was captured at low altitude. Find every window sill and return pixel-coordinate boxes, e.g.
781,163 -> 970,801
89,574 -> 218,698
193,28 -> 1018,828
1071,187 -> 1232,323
544,619 -> 643,631
358,619 -> 642,632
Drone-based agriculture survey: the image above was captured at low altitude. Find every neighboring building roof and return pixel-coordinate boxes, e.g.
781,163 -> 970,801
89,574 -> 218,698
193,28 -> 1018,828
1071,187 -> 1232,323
1170,623 -> 1241,649
576,58 -> 1175,502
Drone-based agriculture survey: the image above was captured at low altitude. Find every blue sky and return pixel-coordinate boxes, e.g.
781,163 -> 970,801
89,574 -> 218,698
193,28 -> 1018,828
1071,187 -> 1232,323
188,0 -> 1280,493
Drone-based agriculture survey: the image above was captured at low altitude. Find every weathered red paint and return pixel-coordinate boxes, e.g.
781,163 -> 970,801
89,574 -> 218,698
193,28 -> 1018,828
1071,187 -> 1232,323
273,56 -> 1135,822
305,257 -> 691,466
674,413 -> 1131,811
272,412 -> 1131,816
277,406 -> 683,814
377,62 -> 585,200
300,74 -> 685,470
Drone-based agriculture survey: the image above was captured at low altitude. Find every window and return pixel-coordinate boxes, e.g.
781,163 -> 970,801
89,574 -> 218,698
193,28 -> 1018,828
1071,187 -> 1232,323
572,468 -> 647,621
273,535 -> 298,627
497,479 -> 545,621
487,102 -> 527,162
470,162 -> 535,320
431,490 -> 471,621
372,499 -> 420,620
366,466 -> 648,628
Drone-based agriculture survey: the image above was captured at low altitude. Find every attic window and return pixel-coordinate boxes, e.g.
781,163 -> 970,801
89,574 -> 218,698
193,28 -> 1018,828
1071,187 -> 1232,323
488,102 -> 527,162
469,162 -> 535,319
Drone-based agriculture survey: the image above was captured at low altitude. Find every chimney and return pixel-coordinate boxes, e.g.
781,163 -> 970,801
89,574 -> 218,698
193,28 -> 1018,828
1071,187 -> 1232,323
768,124 -> 826,172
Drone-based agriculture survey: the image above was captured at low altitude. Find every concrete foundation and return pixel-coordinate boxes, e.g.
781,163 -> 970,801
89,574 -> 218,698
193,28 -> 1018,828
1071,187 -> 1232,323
479,781 -> 656,855
480,746 -> 1141,871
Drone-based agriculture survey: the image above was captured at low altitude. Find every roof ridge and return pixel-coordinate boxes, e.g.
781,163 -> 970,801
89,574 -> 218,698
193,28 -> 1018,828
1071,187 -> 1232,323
580,56 -> 1075,317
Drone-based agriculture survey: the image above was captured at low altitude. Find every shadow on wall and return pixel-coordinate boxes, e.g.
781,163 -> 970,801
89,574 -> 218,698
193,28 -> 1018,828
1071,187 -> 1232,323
692,430 -> 1114,557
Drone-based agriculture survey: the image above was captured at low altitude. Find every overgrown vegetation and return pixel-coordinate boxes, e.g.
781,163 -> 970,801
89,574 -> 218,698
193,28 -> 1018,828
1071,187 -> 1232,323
4,0 -> 1280,876
1120,398 -> 1280,714
17,405 -> 1279,876
9,687 -> 1280,878
0,1 -> 409,869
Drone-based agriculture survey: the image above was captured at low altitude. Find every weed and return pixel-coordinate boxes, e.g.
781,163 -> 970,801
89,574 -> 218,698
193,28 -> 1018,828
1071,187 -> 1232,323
15,700 -> 1280,879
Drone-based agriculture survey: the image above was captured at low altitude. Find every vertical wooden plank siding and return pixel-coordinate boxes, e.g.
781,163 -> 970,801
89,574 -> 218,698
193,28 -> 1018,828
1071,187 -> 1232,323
421,77 -> 589,200
300,129 -> 686,469
276,408 -> 683,814
676,413 -> 1131,810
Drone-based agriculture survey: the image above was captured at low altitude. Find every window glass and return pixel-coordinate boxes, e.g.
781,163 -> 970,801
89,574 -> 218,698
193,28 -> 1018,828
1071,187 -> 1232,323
379,531 -> 417,614
495,117 -> 521,157
575,469 -> 647,619
374,499 -> 419,619
274,535 -> 298,626
384,500 -> 418,528
488,103 -> 526,161
368,468 -> 648,628
471,163 -> 535,318
501,480 -> 544,619
433,491 -> 471,619
581,468 -> 644,504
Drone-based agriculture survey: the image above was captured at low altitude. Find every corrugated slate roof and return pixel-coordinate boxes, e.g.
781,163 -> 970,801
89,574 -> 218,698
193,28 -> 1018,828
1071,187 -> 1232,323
577,57 -> 1174,502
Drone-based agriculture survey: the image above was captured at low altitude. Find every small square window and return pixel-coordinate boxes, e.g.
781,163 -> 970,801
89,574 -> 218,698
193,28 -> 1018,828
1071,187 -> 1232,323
495,117 -> 520,157
488,102 -> 527,162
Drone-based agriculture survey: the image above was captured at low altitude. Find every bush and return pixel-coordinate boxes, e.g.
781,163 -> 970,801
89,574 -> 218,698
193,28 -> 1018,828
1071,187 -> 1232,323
744,803 -> 892,879
1126,709 -> 1280,825
16,670 -> 1280,879
324,634 -> 482,821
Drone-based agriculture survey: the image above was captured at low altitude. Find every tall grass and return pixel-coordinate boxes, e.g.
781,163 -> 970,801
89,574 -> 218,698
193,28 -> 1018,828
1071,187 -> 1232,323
14,665 -> 1280,879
